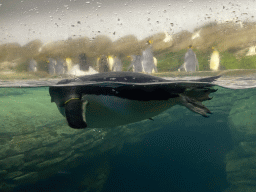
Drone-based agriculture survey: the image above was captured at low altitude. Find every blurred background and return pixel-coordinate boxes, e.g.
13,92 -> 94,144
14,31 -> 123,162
1,0 -> 256,79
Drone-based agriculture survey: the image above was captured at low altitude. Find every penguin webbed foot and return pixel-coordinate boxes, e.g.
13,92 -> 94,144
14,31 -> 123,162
180,94 -> 213,117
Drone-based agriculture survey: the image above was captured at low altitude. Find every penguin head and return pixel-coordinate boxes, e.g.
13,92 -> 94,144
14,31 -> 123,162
49,86 -> 87,129
147,40 -> 153,45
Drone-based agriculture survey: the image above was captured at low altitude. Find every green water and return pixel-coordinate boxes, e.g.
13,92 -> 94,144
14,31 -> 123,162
0,86 -> 256,192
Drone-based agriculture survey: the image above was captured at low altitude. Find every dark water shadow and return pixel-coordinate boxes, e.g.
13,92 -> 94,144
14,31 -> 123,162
103,115 -> 233,192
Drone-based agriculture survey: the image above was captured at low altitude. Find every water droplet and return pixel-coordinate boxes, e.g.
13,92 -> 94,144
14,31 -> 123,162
98,5 -> 101,8
86,1 -> 90,3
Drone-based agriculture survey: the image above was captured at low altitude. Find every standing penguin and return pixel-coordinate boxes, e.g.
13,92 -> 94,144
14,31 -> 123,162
128,55 -> 143,72
79,53 -> 90,71
28,59 -> 38,72
152,57 -> 158,73
210,47 -> 220,71
65,58 -> 73,73
141,40 -> 158,74
178,45 -> 199,72
48,58 -> 57,75
107,56 -> 115,71
97,55 -> 110,73
112,56 -> 123,72
55,59 -> 66,75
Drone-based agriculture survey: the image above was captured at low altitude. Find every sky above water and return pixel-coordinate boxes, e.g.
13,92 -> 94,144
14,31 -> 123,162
0,0 -> 256,46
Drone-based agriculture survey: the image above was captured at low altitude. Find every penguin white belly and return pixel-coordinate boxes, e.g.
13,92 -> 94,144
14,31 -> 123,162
81,95 -> 179,128
210,51 -> 220,71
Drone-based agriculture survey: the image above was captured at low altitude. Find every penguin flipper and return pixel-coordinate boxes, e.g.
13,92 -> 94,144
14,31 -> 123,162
65,99 -> 88,129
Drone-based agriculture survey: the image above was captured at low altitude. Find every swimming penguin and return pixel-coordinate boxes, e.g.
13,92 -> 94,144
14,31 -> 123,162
178,45 -> 199,72
28,59 -> 38,72
141,41 -> 158,74
128,55 -> 143,72
210,47 -> 220,71
49,72 -> 220,129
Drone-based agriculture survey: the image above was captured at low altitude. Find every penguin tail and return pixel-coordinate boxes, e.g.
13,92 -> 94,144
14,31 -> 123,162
179,88 -> 217,117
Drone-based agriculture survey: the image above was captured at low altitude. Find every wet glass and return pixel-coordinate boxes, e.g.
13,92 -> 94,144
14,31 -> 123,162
1,0 -> 256,192
1,0 -> 256,83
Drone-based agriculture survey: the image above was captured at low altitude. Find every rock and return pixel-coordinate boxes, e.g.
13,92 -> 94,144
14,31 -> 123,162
13,172 -> 38,184
0,154 -> 24,170
228,95 -> 256,143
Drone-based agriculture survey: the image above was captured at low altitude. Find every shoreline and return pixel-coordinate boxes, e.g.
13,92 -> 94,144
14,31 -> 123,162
0,69 -> 256,89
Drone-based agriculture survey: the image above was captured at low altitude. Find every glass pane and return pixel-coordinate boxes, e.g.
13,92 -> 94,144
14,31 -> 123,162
1,1 -> 256,192
1,0 -> 256,85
